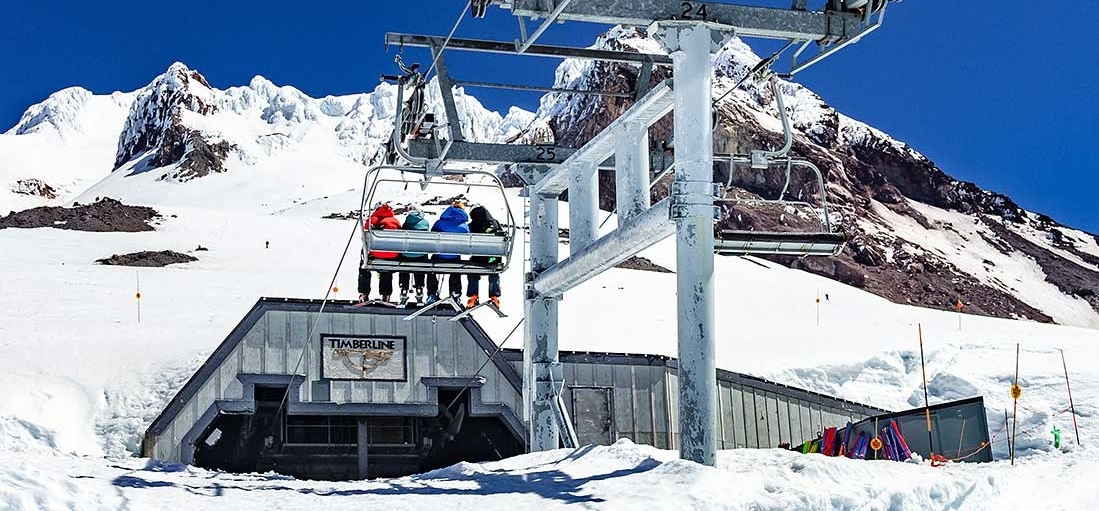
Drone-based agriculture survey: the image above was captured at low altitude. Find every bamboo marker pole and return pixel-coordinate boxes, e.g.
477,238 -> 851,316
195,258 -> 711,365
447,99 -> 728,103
1059,349 -> 1081,446
1010,342 -> 1021,465
135,270 -> 142,323
815,287 -> 821,327
918,323 -> 934,459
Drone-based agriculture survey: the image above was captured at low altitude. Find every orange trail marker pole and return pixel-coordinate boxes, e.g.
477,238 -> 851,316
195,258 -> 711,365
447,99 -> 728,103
1059,349 -> 1081,446
1011,342 -> 1021,465
918,323 -> 934,459
955,299 -> 964,331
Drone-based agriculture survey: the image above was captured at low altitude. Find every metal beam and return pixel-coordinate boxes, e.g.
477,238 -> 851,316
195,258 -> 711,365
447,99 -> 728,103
454,79 -> 633,98
652,20 -> 727,468
568,162 -> 599,250
533,198 -> 674,297
430,42 -> 464,142
408,139 -> 576,165
525,191 -> 560,452
532,80 -> 674,196
385,33 -> 673,66
615,120 -> 651,222
406,139 -> 672,171
508,0 -> 861,42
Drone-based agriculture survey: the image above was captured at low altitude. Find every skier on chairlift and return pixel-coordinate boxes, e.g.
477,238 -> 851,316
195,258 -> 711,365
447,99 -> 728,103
425,202 -> 469,304
466,205 -> 503,309
398,204 -> 430,305
358,202 -> 401,302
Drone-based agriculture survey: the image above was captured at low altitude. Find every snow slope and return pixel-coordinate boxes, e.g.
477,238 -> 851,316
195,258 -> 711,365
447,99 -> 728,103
0,166 -> 1097,511
1,35 -> 1098,511
0,87 -> 134,211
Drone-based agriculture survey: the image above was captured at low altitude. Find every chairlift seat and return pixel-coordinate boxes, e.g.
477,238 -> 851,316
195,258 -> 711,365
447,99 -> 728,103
714,230 -> 845,257
366,230 -> 508,257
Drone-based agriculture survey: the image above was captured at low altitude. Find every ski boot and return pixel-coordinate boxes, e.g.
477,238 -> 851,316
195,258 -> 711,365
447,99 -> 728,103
414,287 -> 425,306
466,294 -> 479,308
425,294 -> 439,305
489,296 -> 501,309
399,290 -> 409,306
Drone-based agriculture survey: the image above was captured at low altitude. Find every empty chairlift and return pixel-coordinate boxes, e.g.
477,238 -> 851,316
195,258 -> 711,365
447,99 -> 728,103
712,74 -> 845,257
713,158 -> 845,257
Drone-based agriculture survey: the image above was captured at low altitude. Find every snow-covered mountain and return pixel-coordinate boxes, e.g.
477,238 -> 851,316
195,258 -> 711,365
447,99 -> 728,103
2,28 -> 1098,329
1,61 -> 530,212
520,26 -> 1099,328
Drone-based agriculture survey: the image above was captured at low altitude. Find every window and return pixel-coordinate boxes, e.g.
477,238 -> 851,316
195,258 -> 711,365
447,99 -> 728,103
285,416 -> 358,446
368,417 -> 414,445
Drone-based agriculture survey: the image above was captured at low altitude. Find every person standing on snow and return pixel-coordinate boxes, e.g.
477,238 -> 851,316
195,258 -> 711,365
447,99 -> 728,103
358,203 -> 401,302
398,205 -> 430,305
466,205 -> 503,309
425,202 -> 469,304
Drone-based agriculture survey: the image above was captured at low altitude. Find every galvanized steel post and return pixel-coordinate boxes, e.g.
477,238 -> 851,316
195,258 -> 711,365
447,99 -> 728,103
615,120 -> 651,222
568,162 -> 599,250
524,189 -> 561,451
652,21 -> 732,467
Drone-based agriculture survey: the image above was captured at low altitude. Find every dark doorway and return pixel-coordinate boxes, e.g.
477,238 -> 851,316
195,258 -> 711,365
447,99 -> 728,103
192,386 -> 525,480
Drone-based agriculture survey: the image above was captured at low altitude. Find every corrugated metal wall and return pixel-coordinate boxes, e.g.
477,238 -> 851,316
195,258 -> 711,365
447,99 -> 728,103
150,305 -> 522,462
509,354 -> 883,451
150,300 -> 888,463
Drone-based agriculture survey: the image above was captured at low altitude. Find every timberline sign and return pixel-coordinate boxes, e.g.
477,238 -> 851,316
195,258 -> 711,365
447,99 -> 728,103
320,334 -> 407,381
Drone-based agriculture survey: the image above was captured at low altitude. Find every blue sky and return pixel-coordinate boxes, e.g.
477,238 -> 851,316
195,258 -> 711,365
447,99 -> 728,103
2,1 -> 1096,232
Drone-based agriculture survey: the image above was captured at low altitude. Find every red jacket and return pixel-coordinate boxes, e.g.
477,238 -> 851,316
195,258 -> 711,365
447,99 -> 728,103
367,204 -> 402,259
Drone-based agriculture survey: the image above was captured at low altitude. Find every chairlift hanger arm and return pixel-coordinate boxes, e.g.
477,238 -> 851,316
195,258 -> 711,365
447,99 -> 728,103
504,0 -> 862,42
385,33 -> 673,66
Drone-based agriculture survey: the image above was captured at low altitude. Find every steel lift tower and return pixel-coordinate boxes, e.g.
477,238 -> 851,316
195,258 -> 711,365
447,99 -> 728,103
383,0 -> 892,465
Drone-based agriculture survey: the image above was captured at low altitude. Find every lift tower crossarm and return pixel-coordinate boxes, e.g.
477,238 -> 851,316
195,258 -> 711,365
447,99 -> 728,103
531,80 -> 674,196
385,33 -> 674,66
506,0 -> 861,42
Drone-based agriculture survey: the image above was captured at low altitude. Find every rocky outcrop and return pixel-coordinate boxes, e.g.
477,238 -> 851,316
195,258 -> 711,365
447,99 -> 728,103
96,250 -> 197,267
10,179 -> 58,199
0,197 -> 159,232
114,63 -> 233,181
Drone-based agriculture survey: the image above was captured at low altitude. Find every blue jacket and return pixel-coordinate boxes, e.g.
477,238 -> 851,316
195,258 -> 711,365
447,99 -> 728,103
431,205 -> 469,261
401,210 -> 430,258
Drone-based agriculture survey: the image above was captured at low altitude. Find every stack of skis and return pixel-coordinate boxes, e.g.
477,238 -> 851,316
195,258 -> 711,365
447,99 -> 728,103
792,419 -> 913,462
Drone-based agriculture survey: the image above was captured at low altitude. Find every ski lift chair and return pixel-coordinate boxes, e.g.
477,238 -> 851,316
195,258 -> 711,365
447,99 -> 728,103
359,165 -> 517,276
710,72 -> 844,257
713,158 -> 845,257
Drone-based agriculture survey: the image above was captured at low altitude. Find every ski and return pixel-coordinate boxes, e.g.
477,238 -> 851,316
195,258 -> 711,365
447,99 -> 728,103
449,300 -> 507,321
890,420 -> 913,461
351,300 -> 397,308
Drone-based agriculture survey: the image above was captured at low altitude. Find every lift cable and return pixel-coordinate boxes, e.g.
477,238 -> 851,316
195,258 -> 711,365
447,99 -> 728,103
443,317 -> 524,414
424,0 -> 473,80
270,182 -> 371,438
711,39 -> 797,108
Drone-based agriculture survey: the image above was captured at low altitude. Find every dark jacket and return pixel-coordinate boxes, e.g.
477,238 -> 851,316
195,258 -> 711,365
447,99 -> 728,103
401,210 -> 430,258
367,204 -> 402,260
469,206 -> 503,264
431,205 -> 469,261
